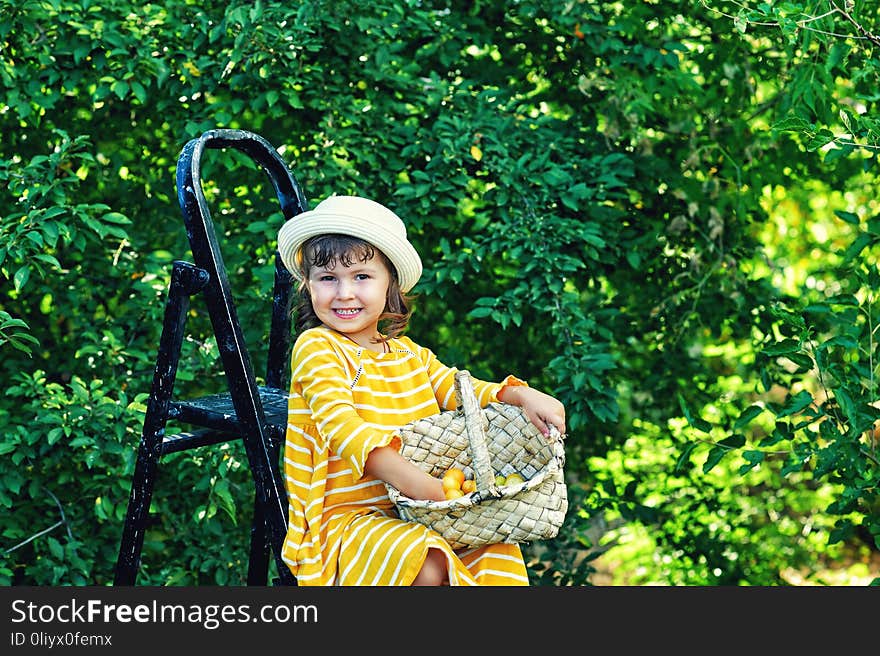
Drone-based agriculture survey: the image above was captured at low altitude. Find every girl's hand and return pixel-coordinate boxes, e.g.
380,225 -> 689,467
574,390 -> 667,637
420,474 -> 446,502
365,445 -> 447,501
498,385 -> 566,438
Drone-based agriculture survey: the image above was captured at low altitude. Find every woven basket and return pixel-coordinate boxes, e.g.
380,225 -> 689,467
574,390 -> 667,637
385,370 -> 568,550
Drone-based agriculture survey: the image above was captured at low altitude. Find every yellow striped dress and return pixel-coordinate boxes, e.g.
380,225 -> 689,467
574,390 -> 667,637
280,326 -> 531,586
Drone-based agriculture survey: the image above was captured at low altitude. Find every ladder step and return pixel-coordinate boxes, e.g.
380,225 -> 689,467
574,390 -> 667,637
160,428 -> 239,455
169,386 -> 290,433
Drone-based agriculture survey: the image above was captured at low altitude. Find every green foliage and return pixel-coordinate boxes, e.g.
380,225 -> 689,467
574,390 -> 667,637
0,311 -> 39,355
0,129 -> 129,334
694,253 -> 880,552
1,0 -> 879,586
0,370 -> 137,584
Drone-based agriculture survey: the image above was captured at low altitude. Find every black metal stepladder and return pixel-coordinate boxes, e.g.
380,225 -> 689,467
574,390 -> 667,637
114,129 -> 307,586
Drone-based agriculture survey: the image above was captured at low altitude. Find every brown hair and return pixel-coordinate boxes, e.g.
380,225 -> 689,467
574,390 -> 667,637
293,234 -> 413,342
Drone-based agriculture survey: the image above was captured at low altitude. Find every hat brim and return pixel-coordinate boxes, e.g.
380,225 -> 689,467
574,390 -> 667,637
278,206 -> 423,293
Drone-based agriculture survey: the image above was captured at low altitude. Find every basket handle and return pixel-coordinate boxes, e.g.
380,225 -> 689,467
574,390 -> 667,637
454,370 -> 499,498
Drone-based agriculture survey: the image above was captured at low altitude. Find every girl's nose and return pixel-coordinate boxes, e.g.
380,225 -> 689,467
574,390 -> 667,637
335,279 -> 355,298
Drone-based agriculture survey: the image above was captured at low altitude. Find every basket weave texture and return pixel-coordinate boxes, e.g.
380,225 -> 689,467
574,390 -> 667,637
385,370 -> 568,550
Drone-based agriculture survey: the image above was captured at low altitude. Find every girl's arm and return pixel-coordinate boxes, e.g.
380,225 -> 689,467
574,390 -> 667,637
403,336 -> 566,436
498,384 -> 567,437
365,446 -> 446,501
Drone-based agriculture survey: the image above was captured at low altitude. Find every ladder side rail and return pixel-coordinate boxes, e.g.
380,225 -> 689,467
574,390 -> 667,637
114,261 -> 210,585
266,256 -> 295,392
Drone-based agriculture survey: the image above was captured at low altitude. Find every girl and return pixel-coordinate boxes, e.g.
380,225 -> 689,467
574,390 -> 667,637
276,195 -> 566,585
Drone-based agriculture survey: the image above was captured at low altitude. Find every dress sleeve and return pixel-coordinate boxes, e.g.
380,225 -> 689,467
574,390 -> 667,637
291,330 -> 400,480
401,337 -> 529,410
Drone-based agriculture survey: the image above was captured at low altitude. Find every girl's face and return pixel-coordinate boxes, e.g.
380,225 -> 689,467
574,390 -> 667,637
305,251 -> 392,351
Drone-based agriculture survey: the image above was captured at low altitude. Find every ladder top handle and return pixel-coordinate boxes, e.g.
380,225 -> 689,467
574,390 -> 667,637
175,129 -> 309,250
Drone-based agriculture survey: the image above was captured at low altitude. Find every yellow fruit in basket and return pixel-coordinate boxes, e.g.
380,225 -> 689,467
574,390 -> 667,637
442,474 -> 461,492
504,473 -> 525,486
444,467 -> 465,487
461,479 -> 476,494
444,488 -> 464,501
494,474 -> 507,486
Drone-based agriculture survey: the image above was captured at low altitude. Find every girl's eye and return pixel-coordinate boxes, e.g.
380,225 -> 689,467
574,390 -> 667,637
318,275 -> 335,282
355,273 -> 370,280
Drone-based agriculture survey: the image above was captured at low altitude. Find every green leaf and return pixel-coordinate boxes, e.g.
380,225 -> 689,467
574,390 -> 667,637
47,428 -> 63,445
101,212 -> 131,225
111,80 -> 129,99
47,537 -> 64,559
702,445 -> 727,473
771,115 -> 810,133
742,449 -> 765,466
842,232 -> 875,262
834,210 -> 859,225
717,434 -> 746,449
673,442 -> 698,473
761,338 -> 802,356
130,80 -> 147,104
778,390 -> 814,418
785,352 -> 814,371
817,335 -> 858,351
738,449 -> 765,474
735,404 -> 765,429
31,250 -> 57,266
13,266 -> 30,292
213,478 -> 237,523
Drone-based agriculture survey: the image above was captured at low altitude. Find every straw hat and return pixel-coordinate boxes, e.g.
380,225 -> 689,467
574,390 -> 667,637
277,195 -> 423,292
